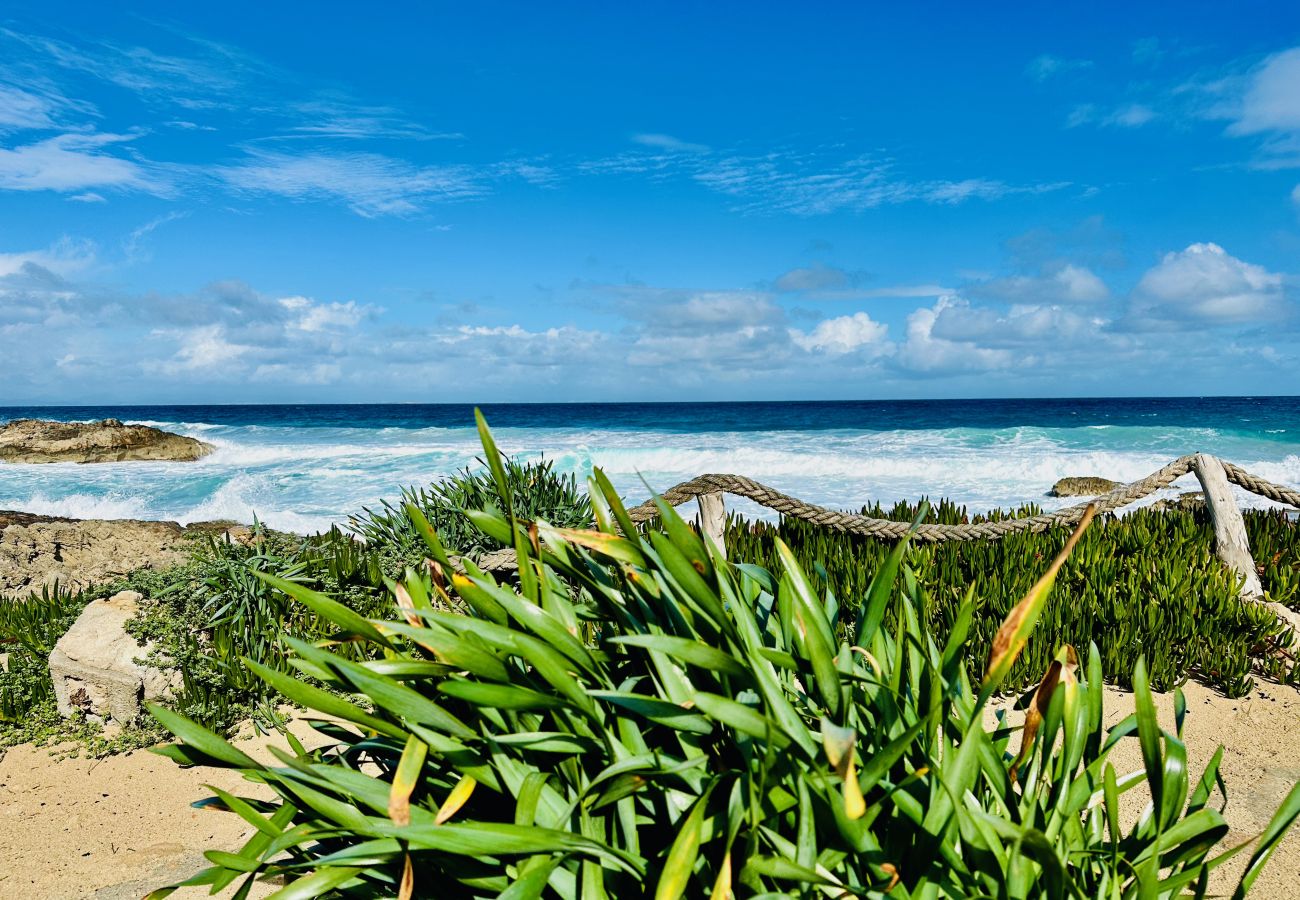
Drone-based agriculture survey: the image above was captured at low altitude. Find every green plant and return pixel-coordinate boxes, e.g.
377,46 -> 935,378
147,414 -> 1300,899
126,525 -> 393,734
0,581 -> 89,722
350,455 -> 593,564
728,502 -> 1292,697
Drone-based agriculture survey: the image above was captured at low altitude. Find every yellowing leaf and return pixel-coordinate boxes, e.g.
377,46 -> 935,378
983,505 -> 1095,693
388,733 -> 427,827
436,774 -> 478,825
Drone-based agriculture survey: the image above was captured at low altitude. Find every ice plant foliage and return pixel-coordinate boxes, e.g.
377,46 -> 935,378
148,413 -> 1299,899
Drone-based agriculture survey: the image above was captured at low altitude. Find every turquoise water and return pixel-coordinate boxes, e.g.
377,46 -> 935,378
1,399 -> 1297,533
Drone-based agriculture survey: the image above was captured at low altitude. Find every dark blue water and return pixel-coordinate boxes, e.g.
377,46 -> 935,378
5,396 -> 1299,435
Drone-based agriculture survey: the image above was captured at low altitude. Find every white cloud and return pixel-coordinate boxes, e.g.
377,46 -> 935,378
774,264 -> 851,292
0,238 -> 95,278
1109,104 -> 1156,127
586,149 -> 1068,216
162,324 -> 251,371
0,132 -> 168,195
0,83 -> 60,131
1228,47 -> 1300,136
280,295 -> 368,332
1026,54 -> 1093,81
928,301 -> 1108,347
1131,242 -> 1285,325
789,312 -> 890,356
972,263 -> 1110,305
631,133 -> 709,153
218,148 -> 484,216
896,297 -> 1016,374
1067,103 -> 1156,129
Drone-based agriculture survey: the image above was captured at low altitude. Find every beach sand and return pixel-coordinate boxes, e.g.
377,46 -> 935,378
0,681 -> 1295,899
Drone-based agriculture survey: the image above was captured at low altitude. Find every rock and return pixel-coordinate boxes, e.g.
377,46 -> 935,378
0,418 -> 213,464
1048,476 -> 1122,498
1150,491 -> 1207,513
0,515 -> 188,595
48,591 -> 177,726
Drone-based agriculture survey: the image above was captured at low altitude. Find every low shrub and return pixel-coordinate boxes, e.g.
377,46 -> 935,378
728,501 -> 1295,697
148,415 -> 1300,899
125,524 -> 393,733
349,455 -> 592,565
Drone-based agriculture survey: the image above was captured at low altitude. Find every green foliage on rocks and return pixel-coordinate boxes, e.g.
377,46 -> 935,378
146,415 -> 1300,899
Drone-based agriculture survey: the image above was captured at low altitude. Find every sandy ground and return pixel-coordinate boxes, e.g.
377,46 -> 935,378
1,683 -> 1297,900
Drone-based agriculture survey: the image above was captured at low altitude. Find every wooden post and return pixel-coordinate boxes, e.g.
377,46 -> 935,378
697,491 -> 727,559
1193,453 -> 1300,632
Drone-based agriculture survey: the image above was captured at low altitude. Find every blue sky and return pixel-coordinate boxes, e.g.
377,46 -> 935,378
2,2 -> 1299,403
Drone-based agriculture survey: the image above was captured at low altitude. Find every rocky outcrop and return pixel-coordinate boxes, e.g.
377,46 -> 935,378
1048,476 -> 1121,498
48,590 -> 178,726
1150,491 -> 1207,513
0,514 -> 189,595
0,418 -> 212,464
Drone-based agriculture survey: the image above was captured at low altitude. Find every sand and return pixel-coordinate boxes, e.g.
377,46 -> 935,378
1,683 -> 1296,899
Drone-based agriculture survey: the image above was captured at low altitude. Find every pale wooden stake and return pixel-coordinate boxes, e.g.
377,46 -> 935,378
1193,453 -> 1300,633
697,491 -> 727,559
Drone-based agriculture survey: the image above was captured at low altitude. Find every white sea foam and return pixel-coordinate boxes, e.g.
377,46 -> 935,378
10,492 -> 151,520
3,419 -> 1298,531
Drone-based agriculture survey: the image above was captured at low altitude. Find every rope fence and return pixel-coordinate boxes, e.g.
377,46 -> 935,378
477,453 -> 1300,632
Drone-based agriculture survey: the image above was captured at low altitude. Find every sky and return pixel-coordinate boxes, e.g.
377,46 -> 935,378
2,2 -> 1299,403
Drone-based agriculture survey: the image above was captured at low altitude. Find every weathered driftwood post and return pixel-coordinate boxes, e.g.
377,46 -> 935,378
1192,453 -> 1300,632
697,491 -> 727,559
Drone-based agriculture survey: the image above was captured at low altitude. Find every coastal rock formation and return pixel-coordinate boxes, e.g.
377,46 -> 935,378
0,513 -> 189,595
0,418 -> 213,464
48,590 -> 177,726
1150,491 -> 1208,513
1048,476 -> 1121,497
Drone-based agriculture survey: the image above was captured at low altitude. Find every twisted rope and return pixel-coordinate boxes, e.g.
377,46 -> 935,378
623,455 -> 1205,543
467,455 -> 1296,571
1222,462 -> 1300,510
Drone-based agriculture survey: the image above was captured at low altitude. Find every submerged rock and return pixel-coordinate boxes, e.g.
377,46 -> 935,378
1048,476 -> 1122,497
0,418 -> 213,464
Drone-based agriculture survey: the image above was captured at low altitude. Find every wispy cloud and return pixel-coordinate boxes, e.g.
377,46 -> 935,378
1066,102 -> 1157,129
587,149 -> 1068,216
276,97 -> 465,142
631,133 -> 709,153
1026,54 -> 1093,81
1,25 -> 259,111
123,211 -> 189,262
216,148 -> 485,216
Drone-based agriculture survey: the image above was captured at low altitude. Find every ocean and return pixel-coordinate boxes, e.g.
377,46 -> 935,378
1,398 -> 1298,534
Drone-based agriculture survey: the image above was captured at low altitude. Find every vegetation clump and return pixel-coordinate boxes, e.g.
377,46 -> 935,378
349,455 -> 593,566
146,415 -> 1300,899
729,499 -> 1297,697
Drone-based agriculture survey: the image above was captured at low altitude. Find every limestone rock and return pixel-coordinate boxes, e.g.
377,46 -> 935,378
1149,491 -> 1207,513
48,591 -> 176,726
1048,476 -> 1122,498
0,515 -> 187,595
0,418 -> 213,464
